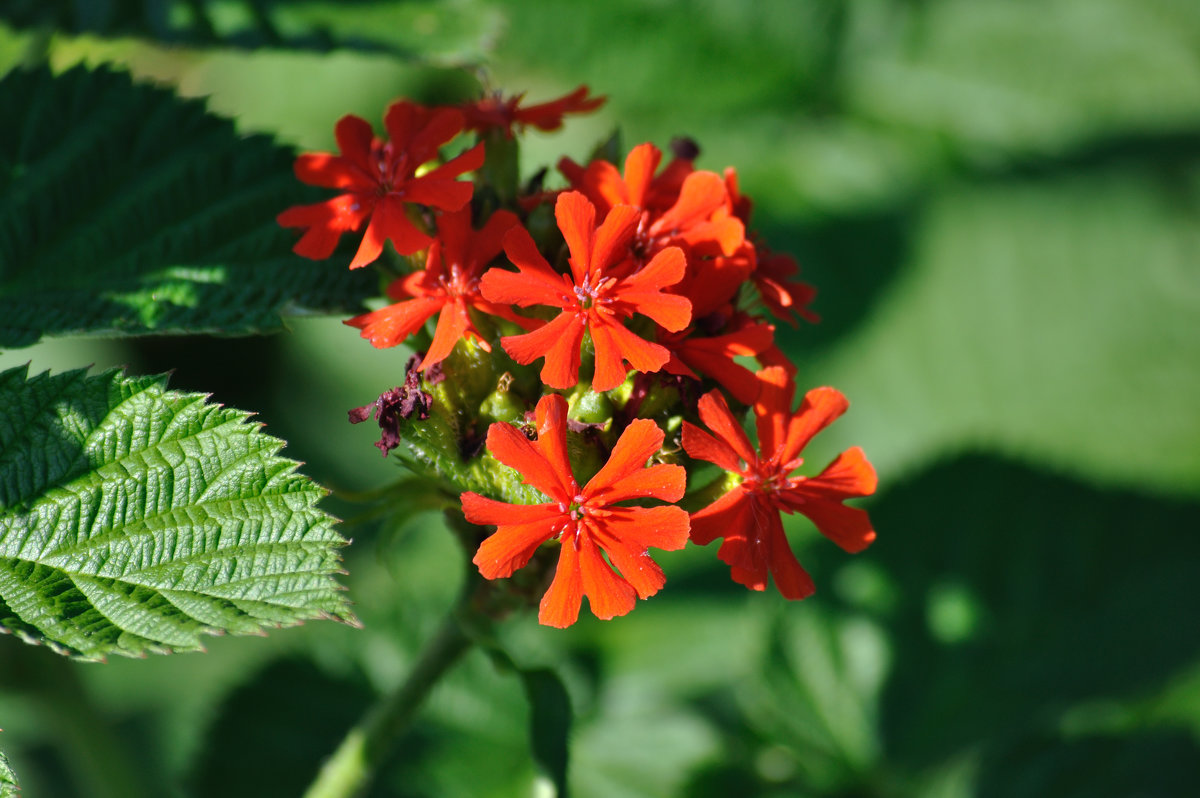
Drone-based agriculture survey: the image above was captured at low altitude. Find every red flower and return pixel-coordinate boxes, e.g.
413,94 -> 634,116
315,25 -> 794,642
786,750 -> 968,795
561,143 -> 748,318
461,85 -> 606,137
659,317 -> 776,405
344,208 -> 523,367
462,394 -> 690,627
277,101 -> 485,269
480,191 -> 692,391
722,168 -> 817,325
681,367 -> 877,599
753,248 -> 819,326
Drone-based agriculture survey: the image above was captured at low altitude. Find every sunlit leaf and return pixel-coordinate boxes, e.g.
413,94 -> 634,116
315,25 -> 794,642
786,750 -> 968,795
0,65 -> 374,348
0,748 -> 16,797
0,364 -> 354,661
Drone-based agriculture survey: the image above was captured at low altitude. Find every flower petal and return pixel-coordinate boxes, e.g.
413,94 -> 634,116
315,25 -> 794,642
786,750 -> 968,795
696,389 -> 758,466
294,153 -> 372,191
480,255 -> 572,308
688,485 -> 752,546
754,366 -> 796,461
421,140 -> 486,182
461,493 -> 561,526
539,536 -> 583,628
778,385 -> 850,466
501,313 -> 585,389
622,143 -> 662,208
403,175 -> 475,211
650,171 -> 729,238
334,114 -> 376,172
533,394 -> 576,496
556,191 -> 597,284
485,419 -> 572,501
423,300 -> 472,366
806,446 -> 878,499
472,518 -> 562,579
764,511 -> 816,600
590,318 -> 670,391
681,421 -> 745,474
351,195 -> 433,266
277,195 -> 372,260
465,209 -> 521,273
577,532 -> 637,621
583,418 -> 666,495
589,204 -> 640,279
600,505 -> 691,553
600,539 -> 667,600
344,295 -> 444,349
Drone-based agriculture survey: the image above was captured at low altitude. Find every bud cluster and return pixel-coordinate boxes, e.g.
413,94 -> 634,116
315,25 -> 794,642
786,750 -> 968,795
279,85 -> 877,627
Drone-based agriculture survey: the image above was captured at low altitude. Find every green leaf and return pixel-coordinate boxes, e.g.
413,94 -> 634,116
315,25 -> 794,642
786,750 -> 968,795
0,65 -> 375,348
0,748 -> 17,797
868,455 -> 1200,770
0,0 -> 500,63
0,364 -> 354,661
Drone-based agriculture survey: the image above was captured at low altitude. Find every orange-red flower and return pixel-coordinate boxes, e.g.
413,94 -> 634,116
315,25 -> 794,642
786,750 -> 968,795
681,367 -> 877,599
462,394 -> 690,627
277,101 -> 484,269
480,191 -> 692,391
659,317 -> 776,405
561,143 -> 749,318
344,208 -> 523,368
461,85 -> 606,137
753,248 -> 819,325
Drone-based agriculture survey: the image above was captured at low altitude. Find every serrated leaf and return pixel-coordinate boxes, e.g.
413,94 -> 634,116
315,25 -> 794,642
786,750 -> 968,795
0,364 -> 353,661
0,0 -> 500,63
0,748 -> 16,797
0,65 -> 374,348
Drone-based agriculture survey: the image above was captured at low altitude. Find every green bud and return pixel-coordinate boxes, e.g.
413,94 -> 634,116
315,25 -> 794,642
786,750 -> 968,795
479,372 -> 527,424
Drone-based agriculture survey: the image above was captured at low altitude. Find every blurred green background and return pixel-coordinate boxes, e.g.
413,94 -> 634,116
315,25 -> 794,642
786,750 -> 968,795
1,0 -> 1198,796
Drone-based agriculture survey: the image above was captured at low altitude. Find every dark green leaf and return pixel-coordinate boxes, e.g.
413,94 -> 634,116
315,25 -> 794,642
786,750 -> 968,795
0,65 -> 374,348
870,455 -> 1200,768
0,0 -> 499,63
0,364 -> 354,661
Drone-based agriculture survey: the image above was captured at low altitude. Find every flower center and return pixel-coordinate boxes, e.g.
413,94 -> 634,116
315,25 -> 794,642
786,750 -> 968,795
574,274 -> 617,311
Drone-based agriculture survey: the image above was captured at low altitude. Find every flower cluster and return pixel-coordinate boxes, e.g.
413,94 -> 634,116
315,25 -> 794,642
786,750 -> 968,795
280,86 -> 877,627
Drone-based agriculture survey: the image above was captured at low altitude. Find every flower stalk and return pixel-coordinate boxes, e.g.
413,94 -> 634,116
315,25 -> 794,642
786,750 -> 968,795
302,597 -> 476,798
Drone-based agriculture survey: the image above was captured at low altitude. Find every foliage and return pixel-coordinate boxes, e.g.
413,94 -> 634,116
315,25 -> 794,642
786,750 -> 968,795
0,1 -> 1196,797
0,65 -> 375,348
0,365 -> 353,661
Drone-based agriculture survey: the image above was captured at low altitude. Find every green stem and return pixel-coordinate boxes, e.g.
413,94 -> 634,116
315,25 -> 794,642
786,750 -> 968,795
302,604 -> 475,798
